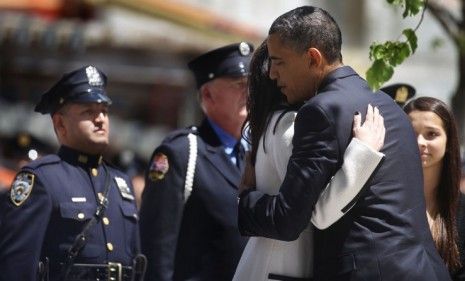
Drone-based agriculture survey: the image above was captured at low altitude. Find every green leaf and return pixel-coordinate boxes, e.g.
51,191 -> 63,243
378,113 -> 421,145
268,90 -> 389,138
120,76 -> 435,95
386,0 -> 424,18
403,28 -> 418,53
386,0 -> 403,6
404,0 -> 425,17
368,1 -> 424,90
388,42 -> 411,66
370,43 -> 388,60
366,60 -> 394,90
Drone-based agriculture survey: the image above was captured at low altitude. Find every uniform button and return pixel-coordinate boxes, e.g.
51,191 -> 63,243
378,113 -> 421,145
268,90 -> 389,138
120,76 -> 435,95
91,168 -> 98,177
77,213 -> 85,220
102,217 -> 110,225
107,242 -> 113,251
97,192 -> 104,202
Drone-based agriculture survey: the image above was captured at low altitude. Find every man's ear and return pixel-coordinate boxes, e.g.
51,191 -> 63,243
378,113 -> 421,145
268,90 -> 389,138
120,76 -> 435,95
306,47 -> 323,67
52,113 -> 66,137
200,84 -> 214,105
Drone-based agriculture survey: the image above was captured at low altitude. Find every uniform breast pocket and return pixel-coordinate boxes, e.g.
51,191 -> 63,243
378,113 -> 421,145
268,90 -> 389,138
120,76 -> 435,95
59,202 -> 104,259
59,202 -> 95,229
120,202 -> 139,255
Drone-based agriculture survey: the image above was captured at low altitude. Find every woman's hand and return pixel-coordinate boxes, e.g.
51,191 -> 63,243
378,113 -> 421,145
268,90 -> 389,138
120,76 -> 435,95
239,152 -> 255,194
353,104 -> 386,152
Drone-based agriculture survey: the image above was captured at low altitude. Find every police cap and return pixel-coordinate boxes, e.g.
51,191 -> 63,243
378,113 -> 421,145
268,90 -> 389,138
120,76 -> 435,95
380,83 -> 416,107
35,65 -> 112,114
188,42 -> 254,88
4,132 -> 54,161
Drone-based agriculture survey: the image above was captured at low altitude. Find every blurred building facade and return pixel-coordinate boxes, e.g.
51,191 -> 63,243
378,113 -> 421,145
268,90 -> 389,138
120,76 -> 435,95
0,0 -> 457,163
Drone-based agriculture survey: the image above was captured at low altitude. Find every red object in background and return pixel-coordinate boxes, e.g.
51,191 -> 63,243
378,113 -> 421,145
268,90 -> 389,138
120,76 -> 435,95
0,166 -> 16,190
0,0 -> 95,21
0,0 -> 60,20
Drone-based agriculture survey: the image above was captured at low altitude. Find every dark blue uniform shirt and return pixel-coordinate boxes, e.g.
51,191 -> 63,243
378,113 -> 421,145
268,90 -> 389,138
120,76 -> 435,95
0,146 -> 140,281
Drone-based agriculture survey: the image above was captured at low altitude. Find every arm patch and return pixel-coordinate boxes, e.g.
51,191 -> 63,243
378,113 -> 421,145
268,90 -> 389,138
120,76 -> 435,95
10,172 -> 35,206
148,153 -> 169,181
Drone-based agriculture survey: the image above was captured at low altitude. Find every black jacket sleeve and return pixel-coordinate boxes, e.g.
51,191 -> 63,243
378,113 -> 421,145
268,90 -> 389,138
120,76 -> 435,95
238,103 -> 339,241
139,140 -> 188,281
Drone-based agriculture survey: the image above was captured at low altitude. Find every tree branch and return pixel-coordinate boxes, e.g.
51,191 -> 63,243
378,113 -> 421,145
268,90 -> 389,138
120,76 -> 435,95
426,0 -> 461,45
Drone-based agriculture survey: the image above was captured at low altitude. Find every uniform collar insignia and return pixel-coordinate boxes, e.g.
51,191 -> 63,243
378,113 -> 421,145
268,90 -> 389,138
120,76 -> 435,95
78,155 -> 88,163
58,146 -> 103,168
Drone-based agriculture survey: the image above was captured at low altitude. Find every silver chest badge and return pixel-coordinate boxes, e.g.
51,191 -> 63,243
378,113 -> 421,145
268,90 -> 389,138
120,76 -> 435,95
114,176 -> 134,201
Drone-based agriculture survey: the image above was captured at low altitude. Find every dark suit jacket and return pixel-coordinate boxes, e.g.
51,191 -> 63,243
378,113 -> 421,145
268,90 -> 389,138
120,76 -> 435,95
139,120 -> 247,281
238,66 -> 450,281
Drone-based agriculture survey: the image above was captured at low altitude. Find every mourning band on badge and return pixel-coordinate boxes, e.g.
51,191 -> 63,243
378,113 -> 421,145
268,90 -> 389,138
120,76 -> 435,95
149,153 -> 169,181
10,172 -> 35,206
114,176 -> 134,201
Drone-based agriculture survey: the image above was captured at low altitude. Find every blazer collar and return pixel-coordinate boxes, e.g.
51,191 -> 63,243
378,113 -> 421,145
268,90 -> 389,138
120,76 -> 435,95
318,66 -> 359,92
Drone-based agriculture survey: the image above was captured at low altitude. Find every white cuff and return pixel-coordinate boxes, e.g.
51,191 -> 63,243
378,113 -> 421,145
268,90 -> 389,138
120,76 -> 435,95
311,138 -> 384,229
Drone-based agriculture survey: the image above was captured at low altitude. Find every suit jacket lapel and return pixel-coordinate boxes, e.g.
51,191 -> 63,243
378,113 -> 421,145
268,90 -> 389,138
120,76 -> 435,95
203,146 -> 242,188
198,120 -> 242,188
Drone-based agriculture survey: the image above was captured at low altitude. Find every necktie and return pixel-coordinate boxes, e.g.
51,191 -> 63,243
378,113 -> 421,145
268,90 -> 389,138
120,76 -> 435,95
234,142 -> 245,170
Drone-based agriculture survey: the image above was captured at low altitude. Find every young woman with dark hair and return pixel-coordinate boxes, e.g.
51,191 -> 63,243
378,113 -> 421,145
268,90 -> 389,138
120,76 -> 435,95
404,97 -> 465,279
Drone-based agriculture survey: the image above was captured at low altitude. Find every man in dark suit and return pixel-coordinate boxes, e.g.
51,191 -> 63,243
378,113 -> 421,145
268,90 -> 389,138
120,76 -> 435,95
139,42 -> 254,281
238,6 -> 450,281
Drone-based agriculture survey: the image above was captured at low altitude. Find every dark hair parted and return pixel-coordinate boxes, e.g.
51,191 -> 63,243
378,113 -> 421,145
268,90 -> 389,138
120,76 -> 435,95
404,97 -> 461,271
244,40 -> 300,166
269,6 -> 342,63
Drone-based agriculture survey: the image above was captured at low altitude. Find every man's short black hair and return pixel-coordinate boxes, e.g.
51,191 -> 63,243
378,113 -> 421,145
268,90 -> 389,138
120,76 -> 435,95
269,6 -> 342,64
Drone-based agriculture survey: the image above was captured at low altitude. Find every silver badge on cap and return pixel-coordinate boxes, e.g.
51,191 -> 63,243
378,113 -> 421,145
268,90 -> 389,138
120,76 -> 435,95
86,66 -> 104,87
239,42 -> 250,56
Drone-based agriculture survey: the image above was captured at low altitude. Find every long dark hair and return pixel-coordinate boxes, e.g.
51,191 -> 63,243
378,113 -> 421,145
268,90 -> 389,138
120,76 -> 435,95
404,97 -> 461,271
244,40 -> 300,166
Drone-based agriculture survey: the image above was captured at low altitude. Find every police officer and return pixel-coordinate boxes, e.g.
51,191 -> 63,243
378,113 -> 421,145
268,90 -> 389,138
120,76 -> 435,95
380,83 -> 416,107
139,42 -> 254,281
0,66 -> 145,281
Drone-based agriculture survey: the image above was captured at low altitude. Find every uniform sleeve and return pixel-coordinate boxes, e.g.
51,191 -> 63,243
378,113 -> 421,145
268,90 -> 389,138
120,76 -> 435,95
311,138 -> 384,229
238,104 -> 339,241
0,171 -> 52,281
139,143 -> 187,281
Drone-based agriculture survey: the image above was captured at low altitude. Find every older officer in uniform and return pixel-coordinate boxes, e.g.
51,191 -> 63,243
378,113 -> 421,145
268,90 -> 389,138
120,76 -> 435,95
0,66 -> 145,281
139,42 -> 253,281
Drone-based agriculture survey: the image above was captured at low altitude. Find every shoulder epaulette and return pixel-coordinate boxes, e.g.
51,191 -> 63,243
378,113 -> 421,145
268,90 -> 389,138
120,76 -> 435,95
24,155 -> 60,169
162,126 -> 198,143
